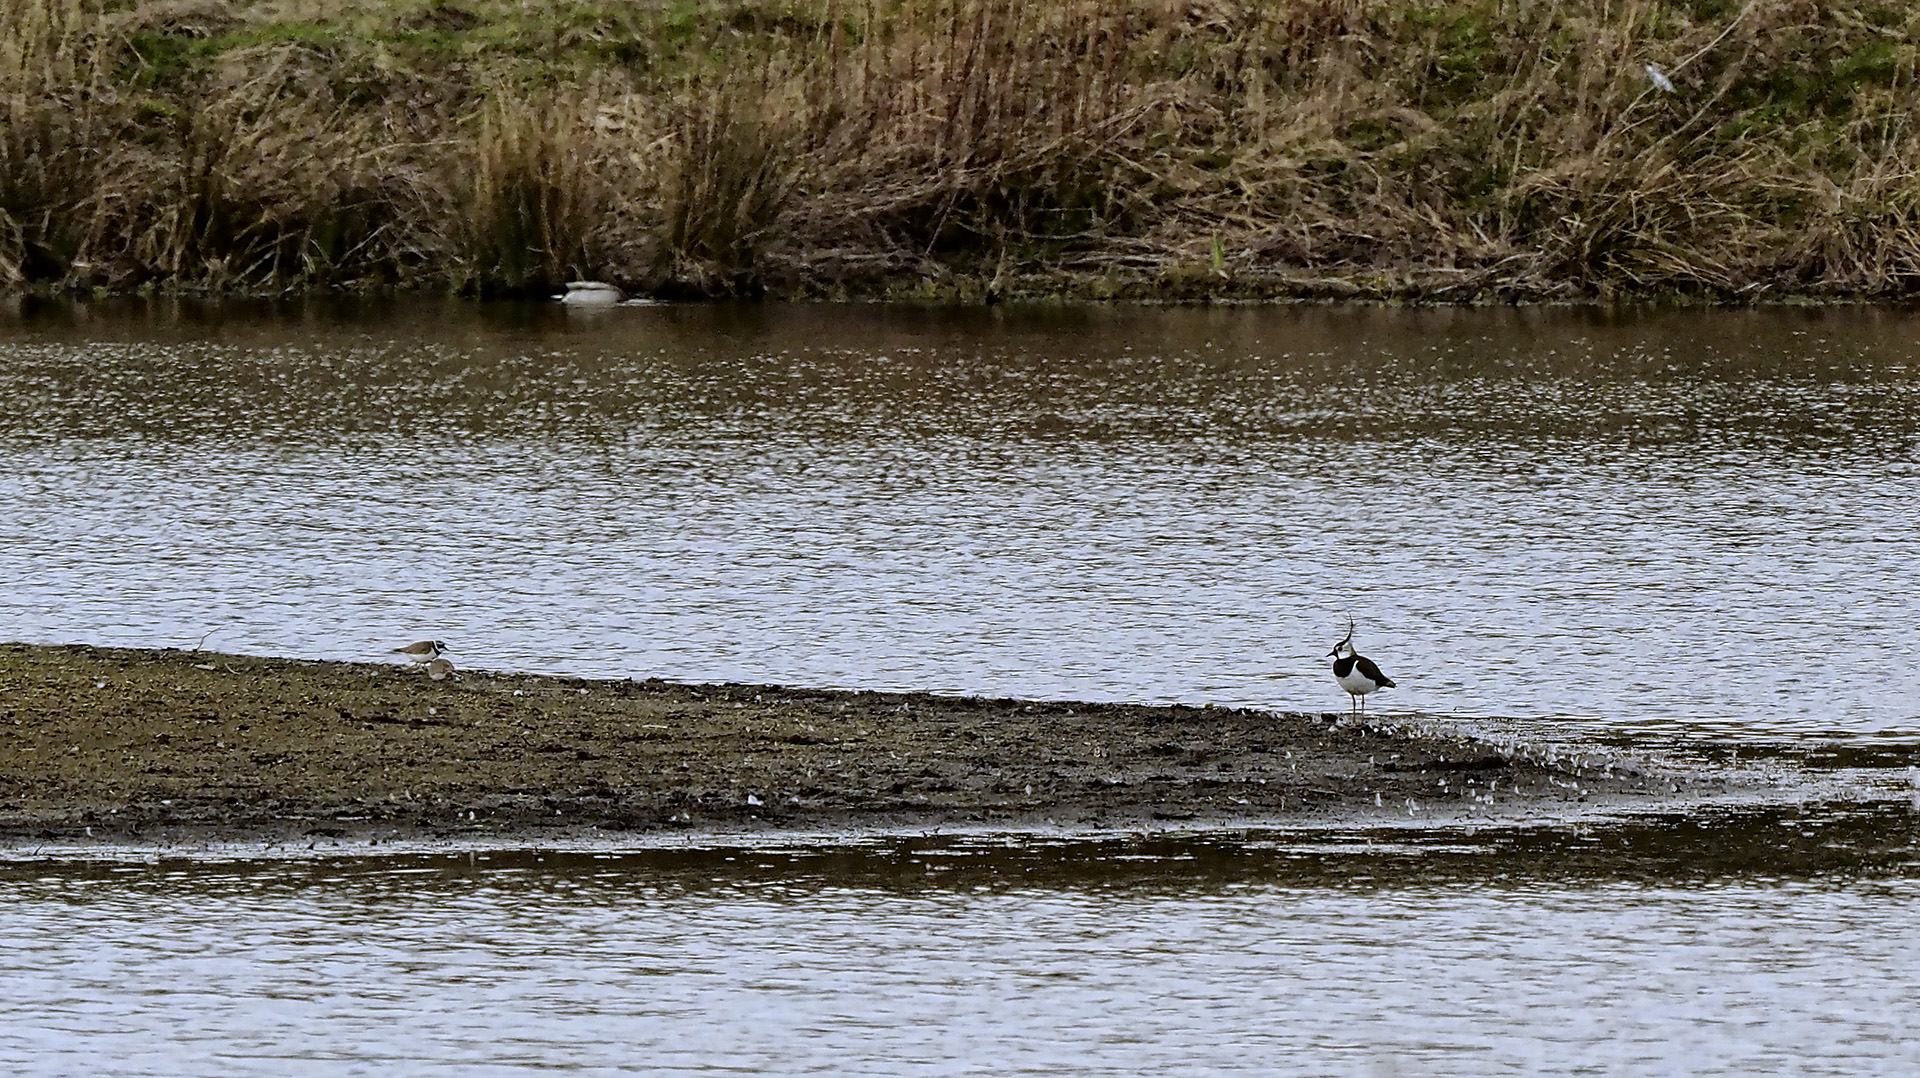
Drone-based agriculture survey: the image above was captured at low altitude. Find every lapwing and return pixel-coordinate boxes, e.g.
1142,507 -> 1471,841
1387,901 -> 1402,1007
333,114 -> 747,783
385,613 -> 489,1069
392,640 -> 449,664
1328,623 -> 1394,717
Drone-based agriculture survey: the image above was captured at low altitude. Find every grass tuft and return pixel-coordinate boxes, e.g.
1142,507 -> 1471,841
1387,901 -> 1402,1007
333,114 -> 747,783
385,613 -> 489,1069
4,0 -> 1920,300
661,72 -> 798,294
0,0 -> 117,285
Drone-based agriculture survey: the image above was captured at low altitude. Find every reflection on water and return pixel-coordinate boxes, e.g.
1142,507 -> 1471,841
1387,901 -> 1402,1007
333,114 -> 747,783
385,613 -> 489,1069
5,300 -> 1918,1074
0,299 -> 1917,742
4,805 -> 1919,1076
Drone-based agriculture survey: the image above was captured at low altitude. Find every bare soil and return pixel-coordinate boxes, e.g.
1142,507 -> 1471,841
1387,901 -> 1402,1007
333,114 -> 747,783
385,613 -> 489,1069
0,643 -> 1703,845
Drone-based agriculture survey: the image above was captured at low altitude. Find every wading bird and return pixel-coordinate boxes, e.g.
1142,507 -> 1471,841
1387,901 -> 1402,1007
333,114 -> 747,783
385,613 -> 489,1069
1328,622 -> 1395,717
392,640 -> 449,664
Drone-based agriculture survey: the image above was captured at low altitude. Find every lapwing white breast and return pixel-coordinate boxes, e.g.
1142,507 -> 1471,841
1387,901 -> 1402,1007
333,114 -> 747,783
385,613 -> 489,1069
392,640 -> 449,664
1328,624 -> 1394,717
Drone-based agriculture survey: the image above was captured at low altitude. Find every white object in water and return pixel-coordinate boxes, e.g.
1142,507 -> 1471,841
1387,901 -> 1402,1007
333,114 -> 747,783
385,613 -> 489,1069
1644,63 -> 1675,93
558,280 -> 624,306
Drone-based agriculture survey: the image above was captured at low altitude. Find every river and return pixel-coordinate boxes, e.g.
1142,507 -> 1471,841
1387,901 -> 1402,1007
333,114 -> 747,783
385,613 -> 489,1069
1,298 -> 1917,1073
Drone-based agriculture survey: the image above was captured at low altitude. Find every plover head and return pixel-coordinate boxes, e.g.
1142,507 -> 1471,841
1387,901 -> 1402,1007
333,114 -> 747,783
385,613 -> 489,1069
392,640 -> 448,662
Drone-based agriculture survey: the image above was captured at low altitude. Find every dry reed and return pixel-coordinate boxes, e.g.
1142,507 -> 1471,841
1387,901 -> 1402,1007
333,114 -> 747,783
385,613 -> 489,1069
2,0 -> 1917,300
0,0 -> 116,285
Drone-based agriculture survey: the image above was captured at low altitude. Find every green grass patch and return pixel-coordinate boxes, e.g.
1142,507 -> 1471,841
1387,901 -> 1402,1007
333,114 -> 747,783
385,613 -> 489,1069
1833,41 -> 1899,86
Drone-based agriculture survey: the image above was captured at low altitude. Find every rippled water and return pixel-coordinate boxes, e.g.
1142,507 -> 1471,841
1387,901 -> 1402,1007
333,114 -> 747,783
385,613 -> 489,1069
2,298 -> 1915,742
5,804 -> 1920,1077
5,297 -> 1920,1074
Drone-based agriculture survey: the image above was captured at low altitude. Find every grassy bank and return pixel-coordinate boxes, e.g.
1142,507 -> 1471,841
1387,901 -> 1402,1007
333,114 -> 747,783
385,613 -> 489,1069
3,0 -> 1918,302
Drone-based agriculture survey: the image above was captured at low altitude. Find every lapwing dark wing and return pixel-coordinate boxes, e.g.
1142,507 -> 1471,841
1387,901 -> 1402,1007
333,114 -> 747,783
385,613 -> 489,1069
1328,622 -> 1394,717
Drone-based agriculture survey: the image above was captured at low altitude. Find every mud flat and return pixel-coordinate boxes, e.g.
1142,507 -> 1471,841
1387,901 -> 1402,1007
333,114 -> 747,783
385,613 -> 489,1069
0,643 -> 1731,846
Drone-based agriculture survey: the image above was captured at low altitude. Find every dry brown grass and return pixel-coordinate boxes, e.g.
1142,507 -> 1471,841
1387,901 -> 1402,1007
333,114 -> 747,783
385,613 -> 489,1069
660,71 -> 801,293
6,0 -> 1920,300
0,0 -> 117,285
458,89 -> 609,292
111,46 -> 442,289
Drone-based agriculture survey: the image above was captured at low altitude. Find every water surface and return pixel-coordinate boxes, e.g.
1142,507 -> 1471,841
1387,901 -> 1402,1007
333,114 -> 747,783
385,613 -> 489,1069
4,304 -> 1918,1078
2,299 -> 1917,745
6,804 -> 1920,1076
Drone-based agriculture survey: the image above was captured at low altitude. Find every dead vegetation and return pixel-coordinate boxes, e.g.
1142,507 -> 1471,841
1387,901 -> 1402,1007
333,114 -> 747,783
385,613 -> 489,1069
2,0 -> 1918,300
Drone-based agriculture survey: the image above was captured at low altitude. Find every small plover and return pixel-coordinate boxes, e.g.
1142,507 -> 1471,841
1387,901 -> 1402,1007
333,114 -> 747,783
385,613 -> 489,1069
392,640 -> 449,664
1328,622 -> 1395,717
427,657 -> 456,681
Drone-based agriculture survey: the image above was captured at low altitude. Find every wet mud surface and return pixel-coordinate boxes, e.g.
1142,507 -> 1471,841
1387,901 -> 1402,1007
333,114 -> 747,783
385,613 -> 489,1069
0,644 -> 1725,845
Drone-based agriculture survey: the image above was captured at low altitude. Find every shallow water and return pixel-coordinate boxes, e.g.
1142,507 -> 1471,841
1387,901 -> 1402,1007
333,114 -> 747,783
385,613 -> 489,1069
1,298 -> 1915,743
5,802 -> 1920,1077
5,297 -> 1920,1073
